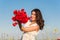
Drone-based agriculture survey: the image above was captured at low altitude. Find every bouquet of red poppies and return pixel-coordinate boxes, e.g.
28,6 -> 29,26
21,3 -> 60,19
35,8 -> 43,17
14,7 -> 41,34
12,9 -> 30,27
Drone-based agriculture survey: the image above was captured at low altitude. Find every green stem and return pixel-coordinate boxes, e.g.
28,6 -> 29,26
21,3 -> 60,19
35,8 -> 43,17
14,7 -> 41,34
17,20 -> 22,31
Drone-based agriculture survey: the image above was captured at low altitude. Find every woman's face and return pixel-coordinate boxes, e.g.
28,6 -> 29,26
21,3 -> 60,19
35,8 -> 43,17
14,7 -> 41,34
31,11 -> 36,21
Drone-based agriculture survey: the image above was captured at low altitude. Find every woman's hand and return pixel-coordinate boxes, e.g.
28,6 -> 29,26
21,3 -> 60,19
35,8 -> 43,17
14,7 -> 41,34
21,26 -> 39,32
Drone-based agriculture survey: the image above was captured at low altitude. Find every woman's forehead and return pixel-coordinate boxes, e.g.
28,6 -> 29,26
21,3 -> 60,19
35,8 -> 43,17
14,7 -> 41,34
32,11 -> 36,14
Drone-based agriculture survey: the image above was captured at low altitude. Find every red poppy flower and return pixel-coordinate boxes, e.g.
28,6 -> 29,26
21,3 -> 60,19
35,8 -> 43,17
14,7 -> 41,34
12,9 -> 30,27
12,22 -> 18,27
13,10 -> 18,15
12,16 -> 16,21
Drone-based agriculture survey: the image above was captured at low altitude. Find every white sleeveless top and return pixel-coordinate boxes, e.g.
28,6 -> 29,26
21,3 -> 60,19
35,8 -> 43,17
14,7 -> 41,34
22,20 -> 39,40
23,20 -> 39,36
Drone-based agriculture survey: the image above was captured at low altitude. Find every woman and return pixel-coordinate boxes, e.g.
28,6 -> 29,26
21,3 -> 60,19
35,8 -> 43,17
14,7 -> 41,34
18,8 -> 44,40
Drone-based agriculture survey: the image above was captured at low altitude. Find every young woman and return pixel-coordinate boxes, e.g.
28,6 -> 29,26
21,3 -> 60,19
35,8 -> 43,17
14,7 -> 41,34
18,8 -> 44,40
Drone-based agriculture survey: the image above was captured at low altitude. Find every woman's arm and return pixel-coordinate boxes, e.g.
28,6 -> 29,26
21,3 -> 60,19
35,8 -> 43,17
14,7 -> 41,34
21,26 -> 39,32
17,20 -> 39,32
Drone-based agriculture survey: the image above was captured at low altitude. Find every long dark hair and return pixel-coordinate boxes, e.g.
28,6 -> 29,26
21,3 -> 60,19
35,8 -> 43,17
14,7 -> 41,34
31,8 -> 44,30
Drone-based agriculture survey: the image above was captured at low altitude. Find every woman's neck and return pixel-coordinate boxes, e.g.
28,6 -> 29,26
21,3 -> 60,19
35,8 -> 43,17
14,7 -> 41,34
31,20 -> 36,24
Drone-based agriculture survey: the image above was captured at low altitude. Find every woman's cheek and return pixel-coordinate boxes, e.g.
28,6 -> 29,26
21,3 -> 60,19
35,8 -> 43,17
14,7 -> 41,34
34,16 -> 36,20
31,15 -> 36,20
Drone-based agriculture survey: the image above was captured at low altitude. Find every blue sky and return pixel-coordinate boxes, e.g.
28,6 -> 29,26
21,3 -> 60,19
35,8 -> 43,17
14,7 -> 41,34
0,0 -> 60,38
